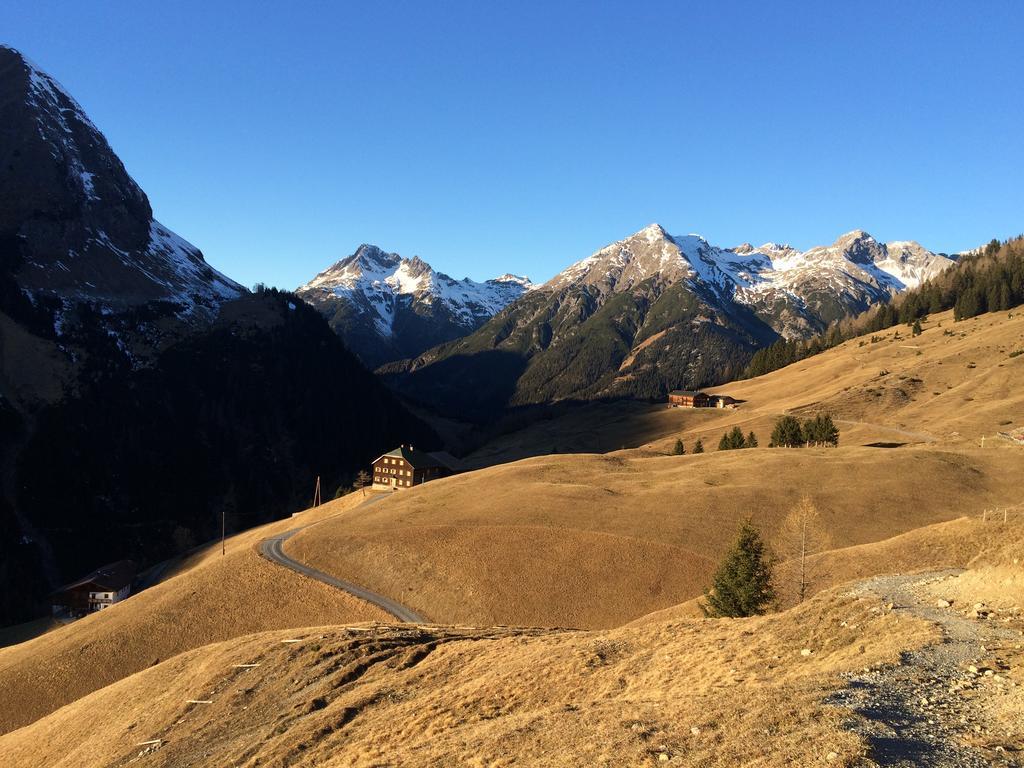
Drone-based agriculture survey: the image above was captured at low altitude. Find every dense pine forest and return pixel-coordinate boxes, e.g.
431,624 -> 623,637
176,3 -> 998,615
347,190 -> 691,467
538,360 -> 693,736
744,236 -> 1024,378
1,290 -> 436,625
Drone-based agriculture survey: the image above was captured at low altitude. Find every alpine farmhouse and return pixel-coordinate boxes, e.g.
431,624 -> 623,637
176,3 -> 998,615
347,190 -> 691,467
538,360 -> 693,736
668,390 -> 737,409
372,445 -> 461,490
51,560 -> 136,617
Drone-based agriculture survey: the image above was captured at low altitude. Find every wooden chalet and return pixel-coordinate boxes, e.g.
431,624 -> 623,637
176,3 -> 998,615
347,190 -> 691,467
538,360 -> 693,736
371,445 -> 462,490
51,559 -> 136,617
668,390 -> 711,408
668,391 -> 738,409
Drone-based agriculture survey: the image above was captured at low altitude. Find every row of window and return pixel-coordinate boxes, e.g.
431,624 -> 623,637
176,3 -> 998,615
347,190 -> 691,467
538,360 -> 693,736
375,466 -> 411,477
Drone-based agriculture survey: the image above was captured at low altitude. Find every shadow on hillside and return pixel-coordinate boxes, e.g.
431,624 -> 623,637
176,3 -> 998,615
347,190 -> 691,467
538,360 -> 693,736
385,350 -> 530,424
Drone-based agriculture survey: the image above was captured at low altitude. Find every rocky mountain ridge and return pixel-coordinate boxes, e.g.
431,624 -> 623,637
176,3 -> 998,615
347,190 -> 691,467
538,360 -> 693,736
295,244 -> 532,367
0,45 -> 242,322
382,224 -> 955,418
546,223 -> 955,337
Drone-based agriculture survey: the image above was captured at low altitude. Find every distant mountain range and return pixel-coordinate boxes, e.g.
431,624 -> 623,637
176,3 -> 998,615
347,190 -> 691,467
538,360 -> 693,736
381,223 -> 955,418
296,245 -> 532,367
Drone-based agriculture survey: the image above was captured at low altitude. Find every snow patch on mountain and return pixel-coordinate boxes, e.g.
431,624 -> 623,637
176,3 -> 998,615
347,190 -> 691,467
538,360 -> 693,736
297,245 -> 533,338
545,224 -> 955,339
146,221 -> 244,306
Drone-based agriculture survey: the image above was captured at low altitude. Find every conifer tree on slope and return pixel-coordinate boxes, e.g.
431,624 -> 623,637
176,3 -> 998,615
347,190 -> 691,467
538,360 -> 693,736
701,520 -> 775,618
770,415 -> 805,447
719,426 -> 747,451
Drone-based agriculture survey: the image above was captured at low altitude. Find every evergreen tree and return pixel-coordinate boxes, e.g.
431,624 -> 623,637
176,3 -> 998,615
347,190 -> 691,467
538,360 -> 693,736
672,438 -> 685,455
718,426 -> 746,451
911,319 -> 922,337
701,520 -> 775,618
819,414 -> 839,447
354,470 -> 371,488
769,415 -> 805,447
745,431 -> 758,448
803,414 -> 840,447
692,437 -> 705,454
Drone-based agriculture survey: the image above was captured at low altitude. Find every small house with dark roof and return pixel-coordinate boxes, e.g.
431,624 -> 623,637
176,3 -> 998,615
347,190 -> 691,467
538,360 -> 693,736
371,445 -> 462,490
51,560 -> 136,616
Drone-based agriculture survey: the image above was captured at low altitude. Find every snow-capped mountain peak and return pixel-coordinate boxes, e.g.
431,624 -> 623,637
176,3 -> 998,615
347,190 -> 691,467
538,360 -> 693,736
296,246 -> 532,367
542,223 -> 955,338
0,45 -> 243,318
490,273 -> 534,289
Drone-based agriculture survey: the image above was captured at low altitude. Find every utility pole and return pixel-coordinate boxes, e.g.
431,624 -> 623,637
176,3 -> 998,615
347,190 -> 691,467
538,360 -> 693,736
221,507 -> 226,556
313,475 -> 321,508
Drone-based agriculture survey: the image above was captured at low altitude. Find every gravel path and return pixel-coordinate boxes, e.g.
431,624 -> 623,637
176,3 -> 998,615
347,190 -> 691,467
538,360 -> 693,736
830,570 -> 1021,767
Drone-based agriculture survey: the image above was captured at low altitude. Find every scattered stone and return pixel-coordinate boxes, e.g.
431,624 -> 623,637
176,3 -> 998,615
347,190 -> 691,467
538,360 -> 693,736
936,599 -> 952,608
658,754 -> 670,763
801,648 -> 813,657
826,751 -> 839,762
690,727 -> 701,736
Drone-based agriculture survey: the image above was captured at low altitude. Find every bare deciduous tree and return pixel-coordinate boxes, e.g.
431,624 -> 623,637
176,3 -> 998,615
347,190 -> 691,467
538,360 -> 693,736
776,495 -> 831,605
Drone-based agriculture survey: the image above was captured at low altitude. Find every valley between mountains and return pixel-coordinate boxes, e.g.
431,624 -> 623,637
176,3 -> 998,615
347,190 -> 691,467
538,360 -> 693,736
1,305 -> 1021,767
1,39 -> 1023,768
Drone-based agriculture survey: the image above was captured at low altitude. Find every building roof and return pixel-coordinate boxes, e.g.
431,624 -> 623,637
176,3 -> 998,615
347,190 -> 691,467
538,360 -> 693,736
374,445 -> 462,471
669,390 -> 707,397
54,559 -> 136,595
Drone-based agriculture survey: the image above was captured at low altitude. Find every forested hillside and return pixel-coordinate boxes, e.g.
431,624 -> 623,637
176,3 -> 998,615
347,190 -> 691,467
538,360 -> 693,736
744,236 -> 1024,377
2,291 -> 436,624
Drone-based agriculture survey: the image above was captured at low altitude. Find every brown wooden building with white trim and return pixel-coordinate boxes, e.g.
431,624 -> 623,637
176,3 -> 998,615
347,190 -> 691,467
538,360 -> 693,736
668,390 -> 711,408
668,390 -> 737,409
371,445 -> 461,490
51,560 -> 136,617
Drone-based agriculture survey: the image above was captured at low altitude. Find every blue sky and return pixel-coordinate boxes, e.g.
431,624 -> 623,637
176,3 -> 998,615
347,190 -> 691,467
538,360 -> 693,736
4,1 -> 1023,287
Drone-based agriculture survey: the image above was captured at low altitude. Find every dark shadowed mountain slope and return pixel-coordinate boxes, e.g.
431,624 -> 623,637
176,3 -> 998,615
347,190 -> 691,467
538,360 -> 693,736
0,45 -> 241,314
0,47 -> 435,625
12,291 -> 435,609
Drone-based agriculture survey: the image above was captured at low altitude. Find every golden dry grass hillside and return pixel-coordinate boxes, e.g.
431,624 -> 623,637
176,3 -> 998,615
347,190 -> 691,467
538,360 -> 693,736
667,308 -> 1024,455
0,308 -> 1020,754
466,308 -> 1024,465
0,493 -> 390,735
282,308 -> 1023,629
287,448 -> 1020,629
0,585 -> 940,768
5,516 -> 1023,767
